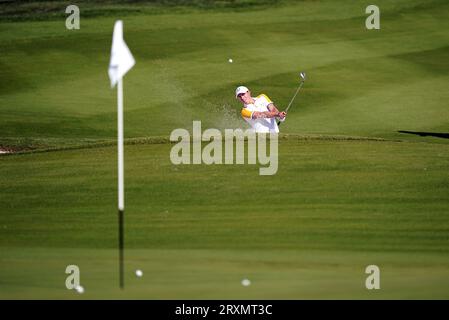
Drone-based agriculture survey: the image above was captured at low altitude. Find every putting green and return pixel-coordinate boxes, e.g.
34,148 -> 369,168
1,140 -> 449,298
0,0 -> 449,299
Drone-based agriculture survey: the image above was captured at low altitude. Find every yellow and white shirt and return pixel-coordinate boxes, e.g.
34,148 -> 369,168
241,94 -> 279,133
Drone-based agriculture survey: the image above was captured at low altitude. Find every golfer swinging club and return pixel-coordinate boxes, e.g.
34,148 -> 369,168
236,86 -> 287,133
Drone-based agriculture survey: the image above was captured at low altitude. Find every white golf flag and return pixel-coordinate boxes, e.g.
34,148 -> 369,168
108,20 -> 135,88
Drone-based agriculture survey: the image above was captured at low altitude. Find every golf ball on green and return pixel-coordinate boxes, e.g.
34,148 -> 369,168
228,58 -> 233,63
241,279 -> 251,287
135,269 -> 143,277
75,285 -> 84,294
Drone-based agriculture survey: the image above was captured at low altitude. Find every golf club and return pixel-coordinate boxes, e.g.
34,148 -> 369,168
278,71 -> 307,126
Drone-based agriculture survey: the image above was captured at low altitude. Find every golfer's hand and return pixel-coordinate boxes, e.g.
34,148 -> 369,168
278,111 -> 287,119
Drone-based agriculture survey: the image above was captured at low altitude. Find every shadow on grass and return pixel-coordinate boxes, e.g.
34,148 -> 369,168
398,130 -> 449,139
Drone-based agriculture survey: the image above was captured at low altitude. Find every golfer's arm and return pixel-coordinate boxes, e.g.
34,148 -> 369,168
252,104 -> 281,119
252,110 -> 279,119
268,103 -> 280,114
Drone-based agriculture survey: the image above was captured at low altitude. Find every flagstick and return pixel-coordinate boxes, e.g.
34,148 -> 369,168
118,78 -> 125,289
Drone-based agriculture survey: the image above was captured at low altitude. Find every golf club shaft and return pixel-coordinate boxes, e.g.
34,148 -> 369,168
278,81 -> 304,126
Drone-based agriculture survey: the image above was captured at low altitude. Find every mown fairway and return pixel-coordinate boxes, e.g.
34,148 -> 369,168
0,0 -> 448,298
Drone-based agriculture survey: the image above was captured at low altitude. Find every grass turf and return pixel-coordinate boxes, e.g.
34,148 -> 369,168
1,140 -> 449,298
1,0 -> 449,141
1,0 -> 449,298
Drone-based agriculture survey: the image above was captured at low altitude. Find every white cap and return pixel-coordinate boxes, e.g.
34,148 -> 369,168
235,86 -> 249,98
